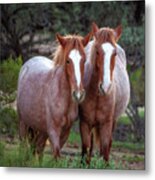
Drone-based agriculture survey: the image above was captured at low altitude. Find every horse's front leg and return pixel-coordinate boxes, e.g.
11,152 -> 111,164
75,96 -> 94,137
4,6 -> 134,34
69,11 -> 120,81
60,126 -> 71,148
80,120 -> 92,164
99,120 -> 113,162
48,127 -> 61,159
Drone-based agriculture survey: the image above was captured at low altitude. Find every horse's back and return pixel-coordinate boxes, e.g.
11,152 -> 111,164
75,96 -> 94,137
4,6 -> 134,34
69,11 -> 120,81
18,56 -> 54,81
114,46 -> 130,120
17,56 -> 54,131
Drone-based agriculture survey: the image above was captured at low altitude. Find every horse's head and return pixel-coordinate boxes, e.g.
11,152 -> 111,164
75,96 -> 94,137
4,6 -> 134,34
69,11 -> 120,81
91,22 -> 122,95
56,32 -> 92,103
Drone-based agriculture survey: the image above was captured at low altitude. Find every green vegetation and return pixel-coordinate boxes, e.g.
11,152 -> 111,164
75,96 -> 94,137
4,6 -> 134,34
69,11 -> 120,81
68,130 -> 81,145
118,115 -> 131,125
0,139 -> 144,169
118,108 -> 145,125
0,57 -> 22,137
112,141 -> 144,152
0,56 -> 22,94
0,107 -> 18,137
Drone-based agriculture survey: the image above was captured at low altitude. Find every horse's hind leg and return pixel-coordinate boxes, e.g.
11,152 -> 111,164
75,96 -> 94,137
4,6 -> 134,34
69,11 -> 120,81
99,121 -> 113,162
80,120 -> 92,164
27,127 -> 38,154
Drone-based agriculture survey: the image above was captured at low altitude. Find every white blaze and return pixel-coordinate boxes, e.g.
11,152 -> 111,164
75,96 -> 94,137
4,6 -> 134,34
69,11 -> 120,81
102,42 -> 115,92
69,49 -> 82,88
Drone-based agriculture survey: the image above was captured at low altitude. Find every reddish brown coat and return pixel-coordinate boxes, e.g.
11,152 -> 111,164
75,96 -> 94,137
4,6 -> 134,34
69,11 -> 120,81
80,23 -> 130,163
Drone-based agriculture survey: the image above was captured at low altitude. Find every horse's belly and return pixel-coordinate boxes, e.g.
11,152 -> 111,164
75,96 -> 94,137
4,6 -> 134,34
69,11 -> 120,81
17,85 -> 47,132
17,73 -> 50,132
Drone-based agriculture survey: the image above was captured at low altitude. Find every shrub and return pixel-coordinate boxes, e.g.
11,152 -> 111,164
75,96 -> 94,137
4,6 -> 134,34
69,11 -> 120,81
0,56 -> 22,94
0,107 -> 18,137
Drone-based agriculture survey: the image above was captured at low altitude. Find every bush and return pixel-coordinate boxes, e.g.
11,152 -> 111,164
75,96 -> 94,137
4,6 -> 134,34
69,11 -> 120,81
0,56 -> 22,94
0,107 -> 18,137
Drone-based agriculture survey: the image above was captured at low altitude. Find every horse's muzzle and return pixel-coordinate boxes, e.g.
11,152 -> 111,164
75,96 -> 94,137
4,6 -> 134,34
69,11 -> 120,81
72,89 -> 86,103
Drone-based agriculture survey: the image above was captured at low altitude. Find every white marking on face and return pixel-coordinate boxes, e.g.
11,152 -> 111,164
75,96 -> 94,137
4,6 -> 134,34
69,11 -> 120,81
101,42 -> 115,92
69,49 -> 82,88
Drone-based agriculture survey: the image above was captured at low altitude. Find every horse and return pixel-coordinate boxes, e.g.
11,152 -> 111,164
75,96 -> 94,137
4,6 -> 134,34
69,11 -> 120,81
17,32 -> 92,161
79,22 -> 130,164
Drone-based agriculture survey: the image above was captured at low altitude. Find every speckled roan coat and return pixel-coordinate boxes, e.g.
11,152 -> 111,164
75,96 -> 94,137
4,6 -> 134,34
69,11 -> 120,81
17,56 -> 78,158
79,27 -> 130,163
17,33 -> 91,159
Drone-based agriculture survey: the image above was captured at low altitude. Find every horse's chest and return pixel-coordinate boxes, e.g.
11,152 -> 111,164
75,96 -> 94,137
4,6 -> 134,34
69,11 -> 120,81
49,93 -> 78,123
95,96 -> 115,122
79,93 -> 97,124
80,92 -> 115,126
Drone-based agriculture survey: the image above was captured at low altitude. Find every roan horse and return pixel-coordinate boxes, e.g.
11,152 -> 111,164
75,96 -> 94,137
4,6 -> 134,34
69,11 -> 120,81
79,23 -> 130,163
17,32 -> 91,161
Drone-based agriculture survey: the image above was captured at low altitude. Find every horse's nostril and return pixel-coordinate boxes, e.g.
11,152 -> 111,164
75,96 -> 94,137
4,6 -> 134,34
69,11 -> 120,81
72,90 -> 76,98
99,83 -> 106,95
72,90 -> 85,103
99,83 -> 103,91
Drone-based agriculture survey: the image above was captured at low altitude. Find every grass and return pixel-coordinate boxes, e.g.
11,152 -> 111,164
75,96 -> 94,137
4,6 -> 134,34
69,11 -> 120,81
118,115 -> 130,125
121,154 -> 144,163
118,108 -> 145,125
68,130 -> 81,145
0,108 -> 145,169
112,141 -> 144,152
0,134 -> 145,169
0,141 -> 113,169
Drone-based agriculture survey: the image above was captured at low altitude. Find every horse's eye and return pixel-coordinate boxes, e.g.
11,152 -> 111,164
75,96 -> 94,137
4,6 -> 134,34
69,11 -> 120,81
66,59 -> 70,64
96,50 -> 99,55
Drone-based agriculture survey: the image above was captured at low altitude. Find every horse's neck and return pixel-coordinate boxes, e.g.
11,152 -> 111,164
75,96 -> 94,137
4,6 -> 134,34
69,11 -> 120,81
90,66 -> 99,89
85,40 -> 99,91
84,60 -> 93,88
50,65 -> 71,95
85,62 -> 99,94
84,40 -> 94,88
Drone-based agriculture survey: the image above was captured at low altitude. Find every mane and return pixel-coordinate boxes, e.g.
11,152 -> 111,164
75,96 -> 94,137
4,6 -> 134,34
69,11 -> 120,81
53,35 -> 84,66
96,27 -> 116,46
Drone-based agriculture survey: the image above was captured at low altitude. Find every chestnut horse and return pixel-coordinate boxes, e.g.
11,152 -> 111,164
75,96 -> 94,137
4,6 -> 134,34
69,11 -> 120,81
79,23 -> 130,163
17,32 -> 91,160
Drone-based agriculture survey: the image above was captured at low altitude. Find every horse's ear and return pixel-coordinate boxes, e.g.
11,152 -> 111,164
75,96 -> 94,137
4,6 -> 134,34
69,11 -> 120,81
92,22 -> 99,34
92,22 -> 99,39
82,32 -> 92,47
56,33 -> 66,47
114,25 -> 122,42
